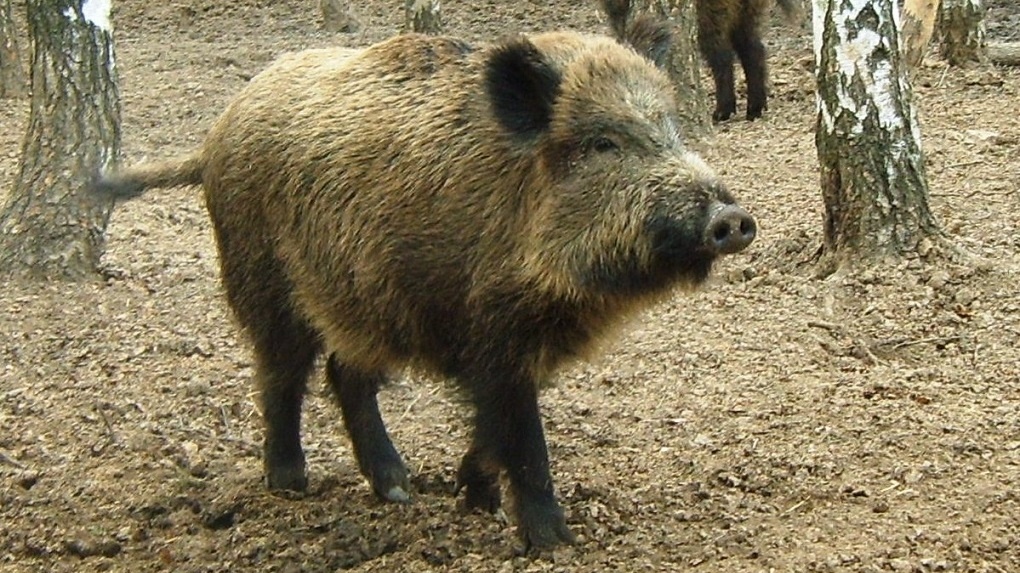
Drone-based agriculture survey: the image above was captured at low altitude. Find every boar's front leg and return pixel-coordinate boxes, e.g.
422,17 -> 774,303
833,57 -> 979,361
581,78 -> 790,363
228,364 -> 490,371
460,369 -> 575,549
325,355 -> 411,502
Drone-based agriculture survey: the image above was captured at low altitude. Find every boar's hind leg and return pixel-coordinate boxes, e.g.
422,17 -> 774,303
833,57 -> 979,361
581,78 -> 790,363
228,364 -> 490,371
216,228 -> 320,492
325,355 -> 410,503
456,441 -> 501,513
732,22 -> 768,120
465,377 -> 575,549
246,291 -> 320,492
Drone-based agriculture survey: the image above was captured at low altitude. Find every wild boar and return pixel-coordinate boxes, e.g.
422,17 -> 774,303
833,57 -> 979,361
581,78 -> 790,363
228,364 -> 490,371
96,2 -> 756,549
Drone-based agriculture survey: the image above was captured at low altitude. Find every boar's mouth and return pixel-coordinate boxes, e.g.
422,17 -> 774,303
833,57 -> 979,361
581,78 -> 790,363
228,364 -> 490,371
645,213 -> 720,283
577,216 -> 716,297
575,202 -> 755,296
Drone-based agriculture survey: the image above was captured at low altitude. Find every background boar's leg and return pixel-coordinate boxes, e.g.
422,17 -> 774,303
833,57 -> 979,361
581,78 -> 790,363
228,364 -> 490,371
325,356 -> 411,502
700,37 -> 738,121
732,21 -> 768,120
468,376 -> 575,548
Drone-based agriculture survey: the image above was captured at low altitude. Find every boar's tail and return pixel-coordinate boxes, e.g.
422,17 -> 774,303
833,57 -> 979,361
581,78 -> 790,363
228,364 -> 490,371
93,151 -> 205,201
775,0 -> 804,21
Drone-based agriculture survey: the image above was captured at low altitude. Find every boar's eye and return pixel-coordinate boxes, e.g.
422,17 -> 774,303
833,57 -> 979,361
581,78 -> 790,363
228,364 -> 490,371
589,136 -> 619,153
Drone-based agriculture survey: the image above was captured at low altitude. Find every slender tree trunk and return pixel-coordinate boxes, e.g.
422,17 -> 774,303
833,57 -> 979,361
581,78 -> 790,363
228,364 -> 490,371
939,0 -> 985,65
0,0 -> 120,280
0,0 -> 26,98
405,0 -> 442,35
628,0 -> 710,137
812,0 -> 943,268
319,0 -> 359,33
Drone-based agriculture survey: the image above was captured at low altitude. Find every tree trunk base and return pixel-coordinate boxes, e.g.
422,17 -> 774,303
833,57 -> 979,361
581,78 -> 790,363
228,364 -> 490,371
813,232 -> 985,280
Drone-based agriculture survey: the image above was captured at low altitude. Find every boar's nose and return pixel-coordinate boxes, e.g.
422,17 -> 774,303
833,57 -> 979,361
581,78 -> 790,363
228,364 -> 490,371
704,204 -> 756,255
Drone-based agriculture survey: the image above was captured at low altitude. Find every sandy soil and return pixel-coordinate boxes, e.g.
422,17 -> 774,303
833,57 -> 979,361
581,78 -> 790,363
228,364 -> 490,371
1,1 -> 1018,571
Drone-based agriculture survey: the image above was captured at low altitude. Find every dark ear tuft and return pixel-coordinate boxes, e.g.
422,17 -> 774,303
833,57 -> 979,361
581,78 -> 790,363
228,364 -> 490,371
624,15 -> 673,69
485,38 -> 561,140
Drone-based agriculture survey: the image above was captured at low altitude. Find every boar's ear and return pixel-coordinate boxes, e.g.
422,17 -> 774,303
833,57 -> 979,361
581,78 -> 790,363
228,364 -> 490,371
485,38 -> 562,140
600,0 -> 632,40
624,15 -> 673,69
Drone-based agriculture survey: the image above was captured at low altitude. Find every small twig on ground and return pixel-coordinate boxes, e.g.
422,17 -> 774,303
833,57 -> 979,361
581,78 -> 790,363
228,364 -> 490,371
0,451 -> 26,469
220,405 -> 232,435
946,159 -> 984,170
807,320 -> 846,335
398,386 -> 439,423
935,65 -> 950,88
891,335 -> 961,351
964,187 -> 1014,199
781,499 -> 808,515
878,481 -> 901,494
97,404 -> 120,445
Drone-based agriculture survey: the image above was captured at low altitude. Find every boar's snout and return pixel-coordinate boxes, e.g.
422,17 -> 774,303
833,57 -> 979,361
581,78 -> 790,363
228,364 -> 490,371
704,203 -> 756,255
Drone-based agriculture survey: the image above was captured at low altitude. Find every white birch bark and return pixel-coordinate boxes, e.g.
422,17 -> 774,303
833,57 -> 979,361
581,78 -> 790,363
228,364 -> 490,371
812,0 -> 941,262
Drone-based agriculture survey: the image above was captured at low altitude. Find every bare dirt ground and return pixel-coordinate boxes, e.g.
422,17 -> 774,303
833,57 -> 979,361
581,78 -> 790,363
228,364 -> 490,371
2,1 -> 1019,571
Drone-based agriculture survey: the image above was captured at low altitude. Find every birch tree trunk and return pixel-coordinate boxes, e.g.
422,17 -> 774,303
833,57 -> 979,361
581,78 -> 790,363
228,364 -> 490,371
628,0 -> 710,137
0,0 -> 26,98
0,0 -> 120,280
812,0 -> 943,268
939,0 -> 985,65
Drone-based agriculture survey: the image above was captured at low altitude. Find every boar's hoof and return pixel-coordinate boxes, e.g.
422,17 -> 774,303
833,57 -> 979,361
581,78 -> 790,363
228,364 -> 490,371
704,204 -> 756,255
364,454 -> 411,503
456,477 -> 502,513
712,106 -> 736,123
370,465 -> 412,503
375,471 -> 410,501
456,456 -> 502,512
517,499 -> 576,550
382,485 -> 411,503
266,465 -> 308,492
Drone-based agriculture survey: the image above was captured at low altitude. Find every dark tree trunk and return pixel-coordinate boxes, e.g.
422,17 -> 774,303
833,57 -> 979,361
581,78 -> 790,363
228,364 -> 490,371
0,0 -> 120,280
813,0 -> 943,268
939,0 -> 985,65
628,0 -> 710,137
0,0 -> 26,98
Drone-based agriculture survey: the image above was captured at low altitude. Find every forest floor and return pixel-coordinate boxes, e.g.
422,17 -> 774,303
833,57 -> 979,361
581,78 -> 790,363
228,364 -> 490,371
1,1 -> 1018,572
